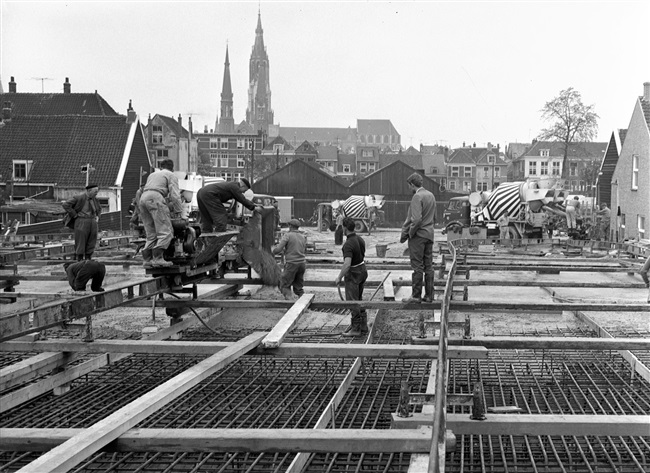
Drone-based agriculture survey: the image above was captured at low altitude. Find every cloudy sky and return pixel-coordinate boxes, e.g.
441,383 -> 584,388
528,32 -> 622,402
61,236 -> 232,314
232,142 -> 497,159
1,0 -> 649,149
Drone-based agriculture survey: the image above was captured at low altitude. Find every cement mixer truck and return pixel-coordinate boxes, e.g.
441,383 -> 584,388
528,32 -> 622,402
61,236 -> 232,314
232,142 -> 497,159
315,195 -> 385,233
442,179 -> 567,241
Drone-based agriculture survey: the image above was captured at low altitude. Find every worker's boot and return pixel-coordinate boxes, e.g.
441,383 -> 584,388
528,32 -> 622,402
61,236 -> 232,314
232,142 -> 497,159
342,313 -> 362,337
359,313 -> 369,334
402,272 -> 423,303
84,253 -> 93,260
151,248 -> 173,267
422,273 -> 435,302
76,254 -> 84,261
142,249 -> 153,268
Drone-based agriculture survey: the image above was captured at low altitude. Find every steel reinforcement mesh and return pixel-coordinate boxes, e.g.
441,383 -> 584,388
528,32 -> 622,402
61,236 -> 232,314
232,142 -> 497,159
1,327 -> 649,472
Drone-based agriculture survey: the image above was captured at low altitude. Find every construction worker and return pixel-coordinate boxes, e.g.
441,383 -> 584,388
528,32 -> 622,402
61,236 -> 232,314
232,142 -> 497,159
196,178 -> 262,233
335,217 -> 369,337
138,159 -> 183,267
596,203 -> 611,241
400,172 -> 436,303
565,196 -> 580,232
62,184 -> 102,261
64,260 -> 106,294
272,218 -> 306,300
497,212 -> 510,244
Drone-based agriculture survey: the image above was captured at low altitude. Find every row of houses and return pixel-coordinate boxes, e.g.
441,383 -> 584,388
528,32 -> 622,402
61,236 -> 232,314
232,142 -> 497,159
0,77 -> 648,241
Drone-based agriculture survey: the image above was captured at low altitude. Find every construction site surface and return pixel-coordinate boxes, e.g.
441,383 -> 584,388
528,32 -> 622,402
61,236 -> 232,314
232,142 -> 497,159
1,226 -> 649,473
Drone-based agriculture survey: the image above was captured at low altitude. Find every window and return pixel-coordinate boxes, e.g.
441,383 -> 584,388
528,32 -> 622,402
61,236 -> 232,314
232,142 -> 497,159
343,164 -> 351,173
540,162 -> 548,175
273,143 -> 284,152
431,167 -> 438,174
219,154 -> 228,167
220,172 -> 232,181
237,156 -> 245,168
448,181 -> 457,190
234,172 -> 245,181
540,149 -> 550,157
237,138 -> 245,149
487,155 -> 495,164
571,180 -> 578,189
483,167 -> 490,178
638,215 -> 646,239
450,166 -> 459,177
477,182 -> 488,191
359,162 -> 367,173
494,167 -> 501,178
156,149 -> 168,158
569,162 -> 578,176
152,125 -> 163,144
97,198 -> 110,213
632,155 -> 639,189
552,162 -> 561,176
326,162 -> 335,172
368,163 -> 376,173
210,153 -> 218,167
464,166 -> 472,177
463,181 -> 472,192
529,161 -> 537,175
219,138 -> 228,149
12,160 -> 33,181
362,149 -> 373,158
209,138 -> 218,149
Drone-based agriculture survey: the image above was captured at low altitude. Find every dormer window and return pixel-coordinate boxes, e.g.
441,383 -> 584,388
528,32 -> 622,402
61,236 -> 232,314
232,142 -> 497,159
13,160 -> 33,181
540,149 -> 550,157
487,154 -> 495,164
273,144 -> 284,152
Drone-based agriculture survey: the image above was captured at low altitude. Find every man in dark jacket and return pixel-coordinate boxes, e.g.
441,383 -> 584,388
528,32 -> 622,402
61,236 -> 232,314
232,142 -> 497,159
62,184 -> 102,261
64,260 -> 106,293
196,178 -> 261,232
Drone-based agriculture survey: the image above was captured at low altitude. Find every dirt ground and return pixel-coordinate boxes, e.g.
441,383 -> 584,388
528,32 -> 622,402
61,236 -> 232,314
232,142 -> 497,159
9,225 -> 650,340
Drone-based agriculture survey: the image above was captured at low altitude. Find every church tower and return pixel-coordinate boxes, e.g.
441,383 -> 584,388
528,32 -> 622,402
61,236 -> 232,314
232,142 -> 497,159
216,46 -> 235,133
246,10 -> 274,134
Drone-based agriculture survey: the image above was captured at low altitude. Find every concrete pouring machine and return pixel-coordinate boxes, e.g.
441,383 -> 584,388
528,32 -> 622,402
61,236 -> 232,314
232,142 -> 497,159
443,179 -> 568,241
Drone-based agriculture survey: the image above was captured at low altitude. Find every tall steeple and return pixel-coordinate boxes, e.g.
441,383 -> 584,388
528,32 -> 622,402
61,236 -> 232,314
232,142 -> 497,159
216,45 -> 235,133
246,9 -> 273,134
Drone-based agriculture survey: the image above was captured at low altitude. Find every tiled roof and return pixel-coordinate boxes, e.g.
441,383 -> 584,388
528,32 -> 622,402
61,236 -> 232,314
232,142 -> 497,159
264,135 -> 294,151
1,92 -> 119,116
156,115 -> 189,139
0,115 -> 133,188
524,140 -> 607,159
356,119 -> 398,136
316,146 -> 338,161
280,127 -> 357,146
379,153 -> 422,169
422,154 -> 446,174
641,97 -> 650,131
447,147 -> 486,164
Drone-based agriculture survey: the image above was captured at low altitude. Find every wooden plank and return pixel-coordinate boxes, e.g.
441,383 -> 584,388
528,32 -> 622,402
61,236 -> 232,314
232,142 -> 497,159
262,294 -> 314,348
0,353 -> 72,391
1,340 -> 489,359
122,299 -> 650,312
574,310 -> 650,383
392,413 -> 650,437
383,277 -> 395,301
17,332 -> 266,473
0,427 -> 457,453
436,337 -> 650,350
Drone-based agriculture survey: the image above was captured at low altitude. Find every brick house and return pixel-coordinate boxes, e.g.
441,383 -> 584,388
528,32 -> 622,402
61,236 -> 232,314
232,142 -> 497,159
143,114 -> 198,173
610,82 -> 650,241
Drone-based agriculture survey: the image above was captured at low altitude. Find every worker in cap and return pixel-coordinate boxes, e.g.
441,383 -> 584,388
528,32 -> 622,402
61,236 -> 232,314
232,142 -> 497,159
62,183 -> 102,260
196,178 -> 263,233
401,172 -> 436,303
272,219 -> 307,300
139,159 -> 184,267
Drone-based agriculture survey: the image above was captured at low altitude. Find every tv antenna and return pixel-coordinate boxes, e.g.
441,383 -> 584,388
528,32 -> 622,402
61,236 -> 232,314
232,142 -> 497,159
31,77 -> 53,92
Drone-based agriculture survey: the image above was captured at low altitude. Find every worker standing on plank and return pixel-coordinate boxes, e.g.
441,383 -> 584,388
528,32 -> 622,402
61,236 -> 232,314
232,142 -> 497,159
138,159 -> 183,267
335,217 -> 369,337
400,172 -> 436,303
196,178 -> 262,232
272,219 -> 307,300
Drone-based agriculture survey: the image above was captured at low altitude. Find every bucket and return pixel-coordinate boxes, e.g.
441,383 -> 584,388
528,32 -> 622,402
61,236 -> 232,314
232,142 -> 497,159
376,244 -> 388,257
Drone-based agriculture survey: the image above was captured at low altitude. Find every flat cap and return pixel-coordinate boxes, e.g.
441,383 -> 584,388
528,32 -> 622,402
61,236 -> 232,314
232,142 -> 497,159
288,218 -> 301,227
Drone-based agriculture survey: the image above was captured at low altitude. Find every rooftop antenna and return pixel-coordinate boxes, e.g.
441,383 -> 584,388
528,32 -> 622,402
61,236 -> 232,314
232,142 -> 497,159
31,77 -> 53,93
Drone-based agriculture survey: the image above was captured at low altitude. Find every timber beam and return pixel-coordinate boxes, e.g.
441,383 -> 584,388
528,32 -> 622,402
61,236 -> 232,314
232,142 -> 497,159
0,340 -> 489,359
391,413 -> 650,437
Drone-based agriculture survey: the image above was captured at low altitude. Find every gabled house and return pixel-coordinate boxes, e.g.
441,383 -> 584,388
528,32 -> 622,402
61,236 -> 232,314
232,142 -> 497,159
357,119 -> 401,153
610,82 -> 650,241
0,80 -> 151,230
512,140 -> 607,194
596,129 -> 626,208
475,146 -> 507,191
195,130 -> 265,182
446,144 -> 483,193
261,136 -> 295,168
143,113 -> 198,173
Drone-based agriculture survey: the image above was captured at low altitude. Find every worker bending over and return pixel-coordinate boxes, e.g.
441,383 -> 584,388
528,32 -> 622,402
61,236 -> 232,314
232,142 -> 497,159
64,260 -> 106,294
196,178 -> 262,233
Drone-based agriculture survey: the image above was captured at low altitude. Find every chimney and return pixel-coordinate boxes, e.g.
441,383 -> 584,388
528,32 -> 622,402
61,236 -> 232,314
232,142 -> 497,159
204,125 -> 208,133
644,82 -> 650,101
126,99 -> 137,124
63,77 -> 71,94
462,141 -> 466,147
2,101 -> 12,122
9,76 -> 16,93
178,114 -> 183,128
473,142 -> 476,148
188,116 -> 193,135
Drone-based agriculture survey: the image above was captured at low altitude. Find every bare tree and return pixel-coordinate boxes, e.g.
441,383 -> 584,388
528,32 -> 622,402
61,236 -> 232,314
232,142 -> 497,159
538,87 -> 599,179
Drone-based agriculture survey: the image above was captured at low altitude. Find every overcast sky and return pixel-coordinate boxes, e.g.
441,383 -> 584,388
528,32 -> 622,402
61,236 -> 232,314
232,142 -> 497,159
2,0 -> 649,149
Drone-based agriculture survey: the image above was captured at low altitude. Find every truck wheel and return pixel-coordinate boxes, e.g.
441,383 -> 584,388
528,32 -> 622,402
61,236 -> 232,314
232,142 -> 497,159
320,220 -> 330,231
354,220 -> 366,233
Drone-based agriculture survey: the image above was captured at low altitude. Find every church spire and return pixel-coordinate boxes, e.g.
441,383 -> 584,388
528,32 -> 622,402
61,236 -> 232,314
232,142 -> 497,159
216,45 -> 235,133
246,9 -> 273,134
